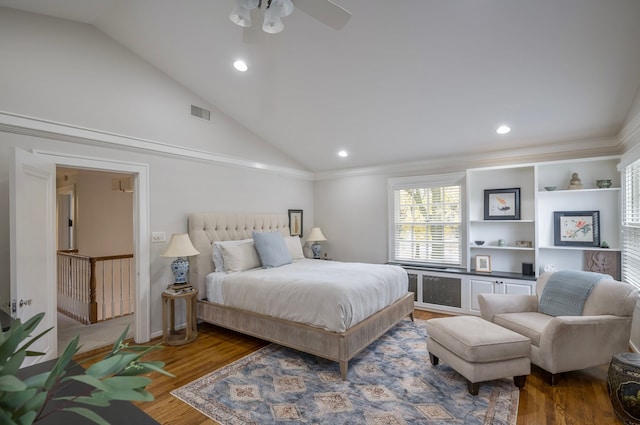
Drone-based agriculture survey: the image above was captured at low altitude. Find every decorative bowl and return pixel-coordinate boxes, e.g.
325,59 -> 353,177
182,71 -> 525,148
474,240 -> 485,246
544,186 -> 557,191
596,179 -> 612,189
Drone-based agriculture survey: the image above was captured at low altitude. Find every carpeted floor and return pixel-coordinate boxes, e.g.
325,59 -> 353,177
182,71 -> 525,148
57,312 -> 135,355
172,318 -> 519,424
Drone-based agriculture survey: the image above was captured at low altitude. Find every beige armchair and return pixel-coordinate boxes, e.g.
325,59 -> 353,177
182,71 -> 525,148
478,271 -> 638,385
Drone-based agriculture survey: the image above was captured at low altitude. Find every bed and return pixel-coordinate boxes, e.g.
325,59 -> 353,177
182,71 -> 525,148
188,213 -> 414,379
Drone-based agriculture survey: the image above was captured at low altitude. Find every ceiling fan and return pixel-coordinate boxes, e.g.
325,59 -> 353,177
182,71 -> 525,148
229,0 -> 351,41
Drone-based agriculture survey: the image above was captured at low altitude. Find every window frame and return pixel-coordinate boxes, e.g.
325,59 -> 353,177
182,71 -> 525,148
622,154 -> 640,289
388,173 -> 465,267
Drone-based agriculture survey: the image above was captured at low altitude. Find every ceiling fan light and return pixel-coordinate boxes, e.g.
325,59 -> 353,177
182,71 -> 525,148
230,3 -> 252,27
239,0 -> 259,9
280,0 -> 294,17
262,3 -> 285,33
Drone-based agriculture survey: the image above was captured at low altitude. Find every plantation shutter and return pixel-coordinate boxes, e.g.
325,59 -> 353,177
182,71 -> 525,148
389,174 -> 463,266
623,157 -> 640,288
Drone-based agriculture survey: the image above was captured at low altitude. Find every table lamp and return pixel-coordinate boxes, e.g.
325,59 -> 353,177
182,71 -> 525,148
161,234 -> 200,284
306,227 -> 327,259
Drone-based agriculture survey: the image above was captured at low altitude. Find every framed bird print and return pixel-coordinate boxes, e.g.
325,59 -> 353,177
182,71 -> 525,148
484,188 -> 521,220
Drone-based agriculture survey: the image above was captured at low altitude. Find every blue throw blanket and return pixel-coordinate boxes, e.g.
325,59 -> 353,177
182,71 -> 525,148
539,270 -> 604,316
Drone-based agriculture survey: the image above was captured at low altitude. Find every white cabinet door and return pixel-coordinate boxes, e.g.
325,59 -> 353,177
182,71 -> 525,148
468,276 -> 535,313
469,277 -> 497,312
503,280 -> 534,296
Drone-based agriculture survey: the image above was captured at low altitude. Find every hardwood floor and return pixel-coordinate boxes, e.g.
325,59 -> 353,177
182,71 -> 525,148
75,309 -> 621,424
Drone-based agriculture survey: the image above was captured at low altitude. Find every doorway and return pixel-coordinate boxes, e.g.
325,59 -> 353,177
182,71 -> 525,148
55,167 -> 136,354
35,149 -> 151,346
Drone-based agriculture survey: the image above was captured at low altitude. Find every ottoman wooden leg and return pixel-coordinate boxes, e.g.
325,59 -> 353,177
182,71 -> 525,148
514,375 -> 527,389
467,380 -> 480,396
429,352 -> 439,366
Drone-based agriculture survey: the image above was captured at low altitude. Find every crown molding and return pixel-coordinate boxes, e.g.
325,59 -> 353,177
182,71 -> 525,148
619,110 -> 640,150
0,111 -> 314,180
313,136 -> 621,180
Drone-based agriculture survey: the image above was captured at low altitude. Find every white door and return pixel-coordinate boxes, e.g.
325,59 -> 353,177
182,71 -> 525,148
10,148 -> 57,365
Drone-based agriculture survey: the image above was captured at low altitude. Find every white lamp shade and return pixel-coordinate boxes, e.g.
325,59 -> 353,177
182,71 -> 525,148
306,227 -> 327,242
161,234 -> 200,258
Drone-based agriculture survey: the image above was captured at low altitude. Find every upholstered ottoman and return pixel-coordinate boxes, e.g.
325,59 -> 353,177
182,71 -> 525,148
426,316 -> 531,395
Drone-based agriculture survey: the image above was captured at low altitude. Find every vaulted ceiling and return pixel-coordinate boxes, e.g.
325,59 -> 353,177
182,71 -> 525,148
2,0 -> 640,172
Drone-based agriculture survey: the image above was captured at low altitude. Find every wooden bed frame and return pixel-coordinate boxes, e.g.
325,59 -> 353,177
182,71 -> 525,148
188,213 -> 414,379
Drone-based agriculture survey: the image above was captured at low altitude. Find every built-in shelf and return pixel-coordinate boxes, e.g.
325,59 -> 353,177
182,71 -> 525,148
468,155 -> 621,277
469,220 -> 535,223
538,188 -> 620,194
470,245 -> 534,251
538,246 -> 621,251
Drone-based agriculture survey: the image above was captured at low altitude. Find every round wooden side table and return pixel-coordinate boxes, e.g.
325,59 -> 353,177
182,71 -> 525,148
608,352 -> 640,424
161,289 -> 198,346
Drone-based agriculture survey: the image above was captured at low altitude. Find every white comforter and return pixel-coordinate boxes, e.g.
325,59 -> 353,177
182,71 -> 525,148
210,259 -> 408,333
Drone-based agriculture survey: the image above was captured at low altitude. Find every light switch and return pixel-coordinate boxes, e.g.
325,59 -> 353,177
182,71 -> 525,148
152,232 -> 166,243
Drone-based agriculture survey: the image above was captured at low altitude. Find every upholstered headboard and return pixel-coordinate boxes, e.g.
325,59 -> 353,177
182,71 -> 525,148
188,214 -> 290,298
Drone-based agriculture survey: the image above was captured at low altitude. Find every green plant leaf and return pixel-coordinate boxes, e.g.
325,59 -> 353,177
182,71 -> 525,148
101,388 -> 155,402
13,410 -> 36,425
62,407 -> 111,425
0,314 -> 44,364
135,361 -> 175,377
22,371 -> 50,389
85,352 -> 140,378
44,335 -> 78,390
15,391 -> 47,419
0,409 -> 19,425
18,325 -> 54,355
0,374 -> 27,392
0,387 -> 37,410
102,375 -> 152,390
108,325 -> 130,357
65,375 -> 111,392
2,350 -> 27,377
54,394 -> 111,407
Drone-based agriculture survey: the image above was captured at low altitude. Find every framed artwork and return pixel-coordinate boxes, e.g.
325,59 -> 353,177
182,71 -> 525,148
484,188 -> 521,220
554,210 -> 600,247
475,255 -> 492,273
288,209 -> 303,237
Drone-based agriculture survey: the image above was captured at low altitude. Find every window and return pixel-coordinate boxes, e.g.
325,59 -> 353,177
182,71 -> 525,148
622,157 -> 640,288
389,174 -> 464,266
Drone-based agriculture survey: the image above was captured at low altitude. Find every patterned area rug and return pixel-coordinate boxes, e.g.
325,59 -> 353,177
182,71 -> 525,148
171,319 -> 519,424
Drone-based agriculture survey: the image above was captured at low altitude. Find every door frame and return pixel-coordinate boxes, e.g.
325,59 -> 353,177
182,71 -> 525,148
35,150 -> 151,343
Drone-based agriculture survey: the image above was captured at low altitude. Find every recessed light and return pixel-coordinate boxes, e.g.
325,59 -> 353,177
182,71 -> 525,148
233,60 -> 248,72
496,125 -> 511,135
338,150 -> 348,158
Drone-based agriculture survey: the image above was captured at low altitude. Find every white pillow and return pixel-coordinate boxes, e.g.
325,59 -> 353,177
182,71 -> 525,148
220,241 -> 261,273
212,239 -> 253,272
284,236 -> 305,260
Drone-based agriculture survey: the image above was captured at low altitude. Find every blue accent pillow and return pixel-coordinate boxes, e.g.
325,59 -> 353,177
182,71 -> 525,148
252,231 -> 293,268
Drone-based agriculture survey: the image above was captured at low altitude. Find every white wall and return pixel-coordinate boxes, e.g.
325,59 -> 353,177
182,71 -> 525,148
313,165 -> 469,264
73,171 -> 134,257
0,8 -> 302,169
0,8 -> 313,335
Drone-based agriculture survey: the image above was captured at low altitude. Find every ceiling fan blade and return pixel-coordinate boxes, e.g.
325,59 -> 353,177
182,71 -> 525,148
294,0 -> 352,30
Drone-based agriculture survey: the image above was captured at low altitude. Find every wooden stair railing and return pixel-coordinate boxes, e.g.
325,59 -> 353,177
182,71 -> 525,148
57,251 -> 134,324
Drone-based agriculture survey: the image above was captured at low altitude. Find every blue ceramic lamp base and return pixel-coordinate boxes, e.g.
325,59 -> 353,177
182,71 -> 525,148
311,243 -> 321,259
171,257 -> 190,284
